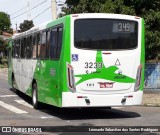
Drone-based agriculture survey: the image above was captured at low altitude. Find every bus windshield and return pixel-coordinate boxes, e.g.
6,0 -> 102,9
74,19 -> 138,50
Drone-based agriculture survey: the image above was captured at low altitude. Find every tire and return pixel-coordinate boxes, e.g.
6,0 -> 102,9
32,83 -> 39,109
12,75 -> 17,93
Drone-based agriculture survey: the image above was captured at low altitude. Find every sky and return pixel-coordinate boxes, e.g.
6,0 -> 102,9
0,0 -> 66,30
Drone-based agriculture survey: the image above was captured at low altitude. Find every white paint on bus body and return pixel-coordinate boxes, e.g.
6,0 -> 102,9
70,14 -> 142,95
13,59 -> 37,93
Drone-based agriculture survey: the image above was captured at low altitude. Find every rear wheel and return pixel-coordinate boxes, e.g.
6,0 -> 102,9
32,83 -> 39,109
12,75 -> 17,93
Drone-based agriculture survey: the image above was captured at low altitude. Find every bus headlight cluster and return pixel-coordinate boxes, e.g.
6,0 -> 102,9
134,64 -> 142,92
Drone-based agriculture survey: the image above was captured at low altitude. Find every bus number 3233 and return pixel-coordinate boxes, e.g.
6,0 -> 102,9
85,62 -> 103,69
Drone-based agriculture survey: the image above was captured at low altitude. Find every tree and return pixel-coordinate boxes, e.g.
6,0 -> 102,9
0,37 -> 7,58
62,0 -> 106,14
0,37 -> 6,47
0,12 -> 12,60
19,20 -> 34,32
100,0 -> 135,15
100,0 -> 160,60
0,12 -> 12,34
62,0 -> 160,61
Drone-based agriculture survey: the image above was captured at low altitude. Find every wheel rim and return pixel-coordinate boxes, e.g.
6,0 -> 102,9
33,88 -> 37,105
13,78 -> 16,88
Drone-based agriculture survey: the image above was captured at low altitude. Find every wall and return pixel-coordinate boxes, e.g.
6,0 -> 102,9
145,63 -> 160,89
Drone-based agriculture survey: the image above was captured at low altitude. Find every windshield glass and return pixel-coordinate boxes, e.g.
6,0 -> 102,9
74,19 -> 138,50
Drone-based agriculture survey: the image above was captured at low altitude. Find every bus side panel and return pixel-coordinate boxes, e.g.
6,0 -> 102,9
140,19 -> 145,91
25,59 -> 38,97
31,17 -> 69,107
60,15 -> 71,105
35,60 -> 60,107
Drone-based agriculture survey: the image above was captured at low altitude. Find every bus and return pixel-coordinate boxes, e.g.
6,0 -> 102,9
8,13 -> 145,109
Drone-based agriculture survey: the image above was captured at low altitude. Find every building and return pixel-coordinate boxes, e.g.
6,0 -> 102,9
0,32 -> 12,40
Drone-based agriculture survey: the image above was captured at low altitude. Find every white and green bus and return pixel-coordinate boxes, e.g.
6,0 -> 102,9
8,13 -> 145,109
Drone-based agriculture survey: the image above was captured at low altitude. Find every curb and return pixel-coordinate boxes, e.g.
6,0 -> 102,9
144,89 -> 160,93
143,104 -> 160,107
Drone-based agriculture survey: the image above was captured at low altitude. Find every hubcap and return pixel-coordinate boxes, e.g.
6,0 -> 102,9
13,79 -> 15,88
33,88 -> 37,105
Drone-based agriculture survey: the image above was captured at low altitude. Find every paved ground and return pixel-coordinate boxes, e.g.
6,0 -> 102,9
143,91 -> 160,107
0,68 -> 160,134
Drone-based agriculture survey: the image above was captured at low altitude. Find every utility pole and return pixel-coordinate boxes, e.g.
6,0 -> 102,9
16,23 -> 18,33
27,0 -> 31,20
51,0 -> 57,20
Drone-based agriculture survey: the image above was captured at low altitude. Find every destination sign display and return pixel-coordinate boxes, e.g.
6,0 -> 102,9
113,21 -> 135,33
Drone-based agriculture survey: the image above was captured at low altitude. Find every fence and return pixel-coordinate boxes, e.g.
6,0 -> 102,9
145,63 -> 160,89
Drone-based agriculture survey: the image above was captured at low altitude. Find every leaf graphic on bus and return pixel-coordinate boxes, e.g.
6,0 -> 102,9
75,51 -> 135,85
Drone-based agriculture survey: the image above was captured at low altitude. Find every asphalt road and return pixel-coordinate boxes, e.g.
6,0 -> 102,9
0,70 -> 160,134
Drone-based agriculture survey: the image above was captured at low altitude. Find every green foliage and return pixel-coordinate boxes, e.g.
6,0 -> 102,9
0,12 -> 11,32
100,0 -> 135,15
0,56 -> 8,68
1,57 -> 8,65
0,64 -> 7,68
0,37 -> 7,51
0,30 -> 2,35
62,0 -> 160,61
62,0 -> 106,14
143,9 -> 160,60
0,12 -> 12,34
19,20 -> 34,32
58,12 -> 66,18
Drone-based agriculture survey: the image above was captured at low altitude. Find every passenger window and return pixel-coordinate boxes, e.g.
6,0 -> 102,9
50,28 -> 57,59
26,37 -> 30,58
14,39 -> 20,58
17,39 -> 21,58
46,30 -> 50,58
32,35 -> 37,58
57,27 -> 63,59
37,33 -> 41,58
24,38 -> 27,58
21,38 -> 25,58
50,26 -> 63,59
40,31 -> 47,58
12,40 -> 16,58
25,36 -> 33,59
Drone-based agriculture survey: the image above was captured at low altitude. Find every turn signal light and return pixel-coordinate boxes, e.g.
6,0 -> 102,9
67,63 -> 76,92
134,64 -> 142,91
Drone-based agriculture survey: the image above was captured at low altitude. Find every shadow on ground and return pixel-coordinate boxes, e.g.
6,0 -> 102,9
11,89 -> 141,121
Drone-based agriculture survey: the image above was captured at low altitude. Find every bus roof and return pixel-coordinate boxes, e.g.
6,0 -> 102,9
12,13 -> 141,39
12,15 -> 68,39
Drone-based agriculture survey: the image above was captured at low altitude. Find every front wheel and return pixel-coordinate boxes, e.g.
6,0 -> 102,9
32,83 -> 39,109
